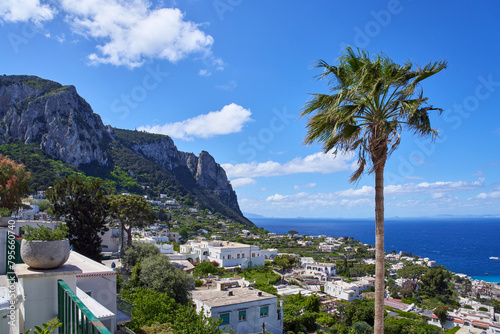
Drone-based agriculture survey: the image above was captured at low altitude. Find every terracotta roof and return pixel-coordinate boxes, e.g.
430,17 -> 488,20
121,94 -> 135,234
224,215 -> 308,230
77,272 -> 116,277
471,320 -> 490,329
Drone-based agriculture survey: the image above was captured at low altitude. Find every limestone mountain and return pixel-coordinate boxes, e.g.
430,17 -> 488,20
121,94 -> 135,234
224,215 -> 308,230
0,75 -> 251,226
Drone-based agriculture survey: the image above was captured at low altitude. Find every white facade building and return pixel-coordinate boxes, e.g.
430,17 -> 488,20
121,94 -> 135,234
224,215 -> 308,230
180,240 -> 277,268
0,250 -> 129,334
304,262 -> 337,278
325,278 -> 374,301
429,306 -> 500,333
192,286 -> 283,334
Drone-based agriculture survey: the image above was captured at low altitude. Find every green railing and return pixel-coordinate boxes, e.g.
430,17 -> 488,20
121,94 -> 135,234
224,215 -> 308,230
57,280 -> 113,334
5,232 -> 23,281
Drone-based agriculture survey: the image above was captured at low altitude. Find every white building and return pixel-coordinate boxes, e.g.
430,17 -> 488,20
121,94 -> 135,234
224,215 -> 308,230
0,250 -> 130,333
319,244 -> 339,252
101,226 -> 126,254
192,286 -> 283,334
429,305 -> 500,333
324,278 -> 374,301
304,262 -> 337,279
180,240 -> 277,268
299,257 -> 315,267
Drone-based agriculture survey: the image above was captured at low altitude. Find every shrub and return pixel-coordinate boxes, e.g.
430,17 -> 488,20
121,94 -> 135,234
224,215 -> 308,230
22,224 -> 68,241
122,242 -> 161,270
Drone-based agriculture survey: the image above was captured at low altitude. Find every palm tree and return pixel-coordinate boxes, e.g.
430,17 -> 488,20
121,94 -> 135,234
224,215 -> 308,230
301,47 -> 446,333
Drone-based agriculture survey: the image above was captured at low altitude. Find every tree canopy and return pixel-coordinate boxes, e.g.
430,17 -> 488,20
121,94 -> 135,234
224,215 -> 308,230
119,288 -> 230,334
397,264 -> 429,280
109,194 -> 155,246
0,155 -> 31,215
139,255 -> 194,305
122,242 -> 161,270
420,267 -> 454,301
194,261 -> 218,276
122,244 -> 194,305
46,176 -> 109,261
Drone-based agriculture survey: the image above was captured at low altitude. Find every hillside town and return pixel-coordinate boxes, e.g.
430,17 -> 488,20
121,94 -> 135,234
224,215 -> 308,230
1,189 -> 500,334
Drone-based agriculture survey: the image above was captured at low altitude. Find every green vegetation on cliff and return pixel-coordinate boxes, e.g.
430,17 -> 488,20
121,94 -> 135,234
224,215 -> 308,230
0,138 -> 252,226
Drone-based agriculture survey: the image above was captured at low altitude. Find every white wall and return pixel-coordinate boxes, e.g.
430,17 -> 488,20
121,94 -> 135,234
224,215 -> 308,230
195,298 -> 282,334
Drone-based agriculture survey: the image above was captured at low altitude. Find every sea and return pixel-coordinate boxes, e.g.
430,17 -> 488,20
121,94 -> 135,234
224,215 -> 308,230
251,217 -> 500,283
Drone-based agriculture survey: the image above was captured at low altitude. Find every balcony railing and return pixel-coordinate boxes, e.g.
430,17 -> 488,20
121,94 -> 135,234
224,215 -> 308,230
117,297 -> 133,317
57,279 -> 112,334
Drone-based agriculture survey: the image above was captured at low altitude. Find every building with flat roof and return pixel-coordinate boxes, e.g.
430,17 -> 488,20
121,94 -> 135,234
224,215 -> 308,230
325,278 -> 373,301
0,221 -> 131,334
0,250 -> 131,333
180,240 -> 277,268
304,262 -> 336,279
192,285 -> 283,334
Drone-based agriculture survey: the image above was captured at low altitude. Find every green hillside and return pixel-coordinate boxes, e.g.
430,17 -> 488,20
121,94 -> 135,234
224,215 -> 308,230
0,137 -> 253,226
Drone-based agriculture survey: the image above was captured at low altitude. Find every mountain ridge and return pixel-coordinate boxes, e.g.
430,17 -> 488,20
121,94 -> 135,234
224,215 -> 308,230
0,74 -> 252,226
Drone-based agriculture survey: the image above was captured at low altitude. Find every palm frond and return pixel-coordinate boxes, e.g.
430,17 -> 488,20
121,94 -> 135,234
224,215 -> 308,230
301,47 -> 447,181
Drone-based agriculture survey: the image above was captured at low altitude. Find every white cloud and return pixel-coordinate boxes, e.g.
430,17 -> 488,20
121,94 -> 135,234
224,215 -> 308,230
266,194 -> 288,201
256,178 -> 485,213
264,191 -> 372,210
216,80 -> 237,91
198,57 -> 224,76
339,198 -> 372,208
474,191 -> 500,199
0,0 -> 55,24
138,103 -> 252,140
293,179 -> 481,200
335,185 -> 374,197
293,183 -> 317,190
384,179 -> 484,195
60,0 -> 214,68
222,152 -> 356,178
405,175 -> 423,180
230,177 -> 256,188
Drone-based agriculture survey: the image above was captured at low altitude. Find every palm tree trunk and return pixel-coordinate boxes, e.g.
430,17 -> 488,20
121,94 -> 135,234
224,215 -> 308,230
374,162 -> 385,334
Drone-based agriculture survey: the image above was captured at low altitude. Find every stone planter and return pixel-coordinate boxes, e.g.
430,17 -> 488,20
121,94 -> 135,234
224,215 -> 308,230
21,239 -> 70,269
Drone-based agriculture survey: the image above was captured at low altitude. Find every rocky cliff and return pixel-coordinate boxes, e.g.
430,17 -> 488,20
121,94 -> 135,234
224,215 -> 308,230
0,75 -> 247,222
128,136 -> 241,213
0,75 -> 109,166
117,131 -> 242,214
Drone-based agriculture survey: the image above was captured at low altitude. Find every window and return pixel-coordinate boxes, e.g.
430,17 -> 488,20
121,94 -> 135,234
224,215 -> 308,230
238,310 -> 246,321
252,253 -> 255,258
242,254 -> 245,258
260,306 -> 269,318
219,313 -> 230,324
228,255 -> 232,259
237,254 -> 240,259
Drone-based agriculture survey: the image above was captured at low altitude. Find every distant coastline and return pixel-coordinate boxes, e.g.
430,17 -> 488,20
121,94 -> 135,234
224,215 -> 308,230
251,217 -> 500,283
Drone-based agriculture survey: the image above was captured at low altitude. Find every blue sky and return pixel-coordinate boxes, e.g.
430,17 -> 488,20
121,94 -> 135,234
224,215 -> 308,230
1,0 -> 500,218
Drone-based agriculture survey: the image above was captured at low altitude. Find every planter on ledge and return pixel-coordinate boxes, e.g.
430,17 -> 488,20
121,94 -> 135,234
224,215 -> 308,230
20,239 -> 70,270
